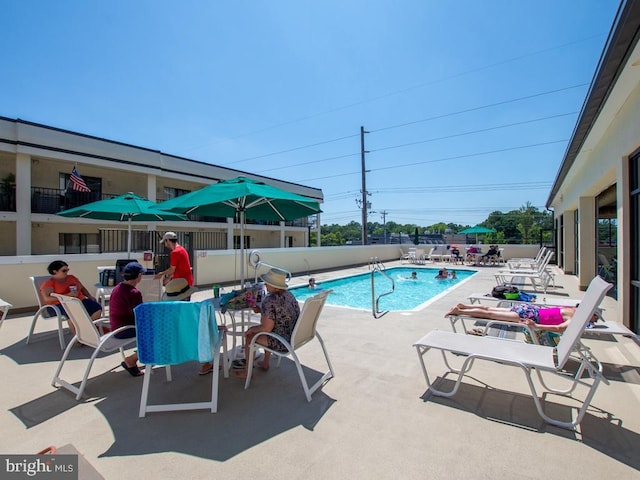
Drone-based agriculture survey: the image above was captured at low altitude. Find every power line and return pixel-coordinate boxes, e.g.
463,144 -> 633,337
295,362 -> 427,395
297,139 -> 567,182
369,112 -> 576,154
370,85 -> 585,134
221,133 -> 359,167
254,107 -> 578,176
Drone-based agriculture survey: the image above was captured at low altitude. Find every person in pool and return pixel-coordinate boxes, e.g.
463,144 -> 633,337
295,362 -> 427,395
449,270 -> 457,279
308,277 -> 317,288
435,268 -> 448,280
445,303 -> 596,332
405,271 -> 418,280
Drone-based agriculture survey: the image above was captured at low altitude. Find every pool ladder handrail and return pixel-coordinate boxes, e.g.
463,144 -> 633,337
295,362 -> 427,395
370,257 -> 394,318
248,249 -> 292,285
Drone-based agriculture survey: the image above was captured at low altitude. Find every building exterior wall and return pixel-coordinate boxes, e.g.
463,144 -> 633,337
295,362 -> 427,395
548,49 -> 640,326
0,117 -> 323,257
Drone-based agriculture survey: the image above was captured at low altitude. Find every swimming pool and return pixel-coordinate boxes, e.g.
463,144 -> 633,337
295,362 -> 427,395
291,267 -> 475,311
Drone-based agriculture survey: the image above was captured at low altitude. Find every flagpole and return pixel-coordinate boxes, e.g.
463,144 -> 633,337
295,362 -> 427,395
63,162 -> 77,196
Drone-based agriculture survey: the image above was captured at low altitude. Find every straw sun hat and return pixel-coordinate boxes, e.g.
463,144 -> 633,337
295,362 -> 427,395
163,278 -> 197,301
260,268 -> 288,290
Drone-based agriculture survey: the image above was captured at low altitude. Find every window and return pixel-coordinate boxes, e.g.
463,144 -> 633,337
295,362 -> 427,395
233,235 -> 250,250
59,233 -> 100,254
163,186 -> 190,200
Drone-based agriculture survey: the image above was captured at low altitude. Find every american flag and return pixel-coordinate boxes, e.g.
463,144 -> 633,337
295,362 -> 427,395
70,166 -> 91,192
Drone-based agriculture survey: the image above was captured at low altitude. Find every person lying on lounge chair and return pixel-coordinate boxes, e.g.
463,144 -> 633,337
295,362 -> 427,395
445,303 -> 597,333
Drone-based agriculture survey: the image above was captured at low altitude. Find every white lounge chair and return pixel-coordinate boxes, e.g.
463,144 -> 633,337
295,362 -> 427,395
494,251 -> 555,293
507,246 -> 547,270
244,290 -> 334,402
413,276 -> 612,429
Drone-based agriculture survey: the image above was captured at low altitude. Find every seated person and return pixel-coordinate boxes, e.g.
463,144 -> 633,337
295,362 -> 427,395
435,268 -> 448,280
444,303 -> 596,333
481,245 -> 500,263
40,260 -> 102,335
465,246 -> 479,262
109,262 -> 146,376
450,247 -> 462,262
233,268 -> 301,378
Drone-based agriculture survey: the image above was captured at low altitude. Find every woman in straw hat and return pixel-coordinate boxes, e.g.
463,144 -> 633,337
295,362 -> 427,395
233,268 -> 300,379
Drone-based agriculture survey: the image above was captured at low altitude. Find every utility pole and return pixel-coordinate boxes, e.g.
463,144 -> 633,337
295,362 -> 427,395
360,126 -> 370,245
380,210 -> 388,244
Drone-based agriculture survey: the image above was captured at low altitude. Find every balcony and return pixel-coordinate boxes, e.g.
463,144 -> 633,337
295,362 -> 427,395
0,190 -> 16,212
31,187 -> 106,214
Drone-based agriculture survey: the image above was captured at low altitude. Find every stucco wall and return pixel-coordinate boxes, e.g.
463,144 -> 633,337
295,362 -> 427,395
0,244 -> 542,310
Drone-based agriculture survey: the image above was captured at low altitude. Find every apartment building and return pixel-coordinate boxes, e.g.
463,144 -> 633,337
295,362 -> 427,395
0,117 -> 323,258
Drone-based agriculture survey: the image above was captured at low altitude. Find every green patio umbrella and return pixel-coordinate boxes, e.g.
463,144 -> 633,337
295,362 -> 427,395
413,227 -> 420,245
57,192 -> 187,258
156,176 -> 322,285
458,225 -> 496,245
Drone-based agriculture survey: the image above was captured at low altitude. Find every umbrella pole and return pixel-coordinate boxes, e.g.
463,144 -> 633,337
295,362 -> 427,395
240,210 -> 245,286
127,216 -> 132,259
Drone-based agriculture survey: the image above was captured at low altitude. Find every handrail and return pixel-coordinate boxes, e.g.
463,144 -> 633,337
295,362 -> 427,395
370,257 -> 394,318
248,249 -> 292,285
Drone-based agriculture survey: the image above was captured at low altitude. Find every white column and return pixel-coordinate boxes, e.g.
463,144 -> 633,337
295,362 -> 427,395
147,174 -> 157,201
618,155 -> 628,327
15,153 -> 31,255
578,196 -> 596,290
280,221 -> 285,248
315,213 -> 321,247
563,210 -> 576,275
146,174 -> 158,233
227,217 -> 234,249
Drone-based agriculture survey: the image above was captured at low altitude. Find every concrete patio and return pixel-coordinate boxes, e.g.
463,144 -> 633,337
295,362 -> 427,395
1,262 -> 639,479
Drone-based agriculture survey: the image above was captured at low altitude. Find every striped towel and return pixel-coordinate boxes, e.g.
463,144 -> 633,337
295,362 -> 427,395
134,300 -> 218,365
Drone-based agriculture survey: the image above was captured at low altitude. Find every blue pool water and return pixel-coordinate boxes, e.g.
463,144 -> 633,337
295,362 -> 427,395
291,267 -> 475,311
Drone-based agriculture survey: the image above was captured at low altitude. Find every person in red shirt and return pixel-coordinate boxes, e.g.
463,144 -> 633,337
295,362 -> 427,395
40,261 -> 102,335
154,231 -> 193,286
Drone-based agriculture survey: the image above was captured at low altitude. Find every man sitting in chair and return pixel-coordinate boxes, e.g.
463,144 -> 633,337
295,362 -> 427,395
233,268 -> 300,379
109,262 -> 146,377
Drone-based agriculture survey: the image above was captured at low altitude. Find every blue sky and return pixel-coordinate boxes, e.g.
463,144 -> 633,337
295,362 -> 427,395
2,1 -> 621,226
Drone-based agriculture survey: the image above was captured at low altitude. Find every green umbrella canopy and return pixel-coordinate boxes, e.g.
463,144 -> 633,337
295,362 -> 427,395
458,225 -> 496,235
156,176 -> 322,221
158,177 -> 322,285
459,225 -> 496,245
58,192 -> 187,257
156,176 -> 322,285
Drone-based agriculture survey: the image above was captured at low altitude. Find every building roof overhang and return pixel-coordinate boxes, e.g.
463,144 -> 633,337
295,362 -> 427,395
546,0 -> 640,208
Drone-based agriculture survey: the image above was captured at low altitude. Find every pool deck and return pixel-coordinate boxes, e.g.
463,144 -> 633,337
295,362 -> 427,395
1,262 -> 639,479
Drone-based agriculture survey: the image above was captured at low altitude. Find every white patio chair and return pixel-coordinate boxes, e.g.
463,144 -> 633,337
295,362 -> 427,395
244,290 -> 334,402
26,275 -> 68,350
136,276 -> 164,302
51,294 -> 136,400
135,300 -> 228,416
414,276 -> 612,429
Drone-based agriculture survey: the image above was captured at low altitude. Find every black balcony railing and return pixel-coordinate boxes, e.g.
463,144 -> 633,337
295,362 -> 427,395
31,187 -> 107,214
23,187 -> 314,227
0,190 -> 16,211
